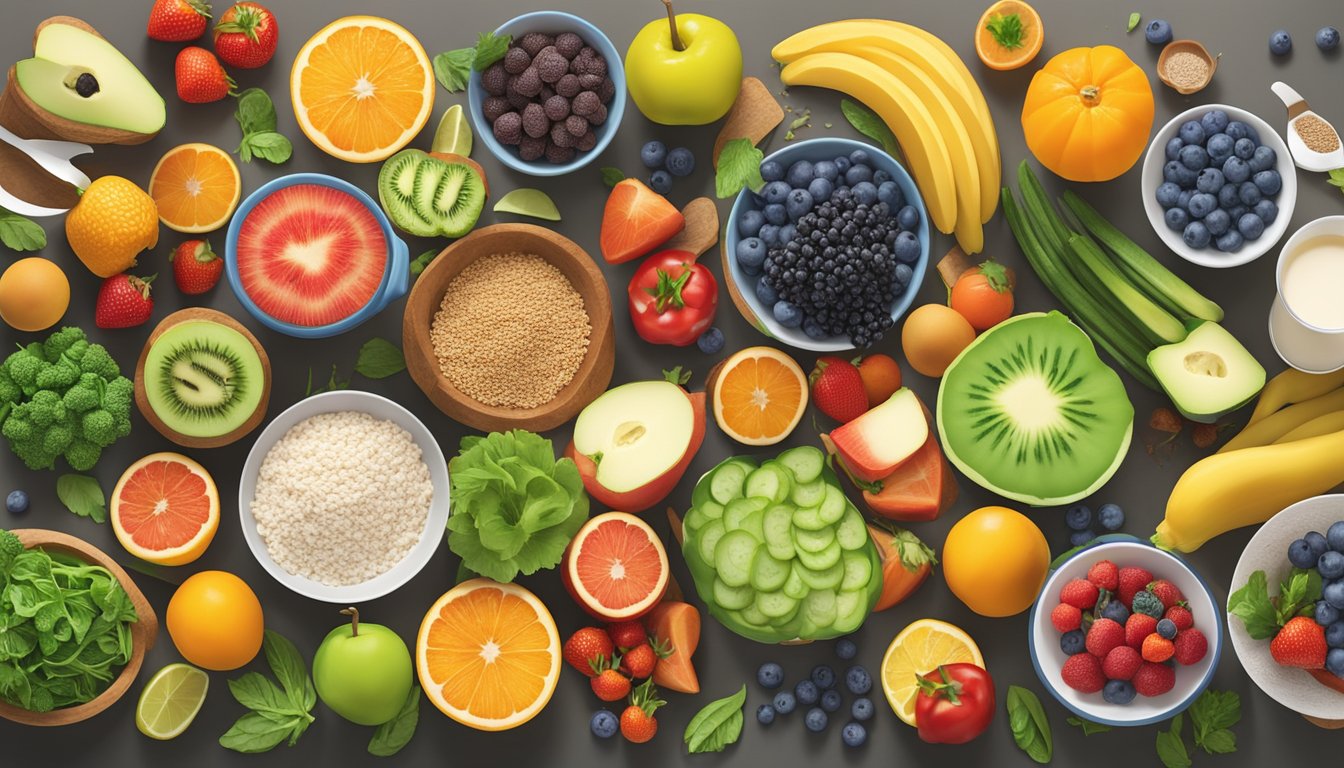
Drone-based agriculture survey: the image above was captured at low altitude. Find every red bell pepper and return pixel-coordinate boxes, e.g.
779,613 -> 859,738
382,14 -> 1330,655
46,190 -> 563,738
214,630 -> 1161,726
627,249 -> 718,346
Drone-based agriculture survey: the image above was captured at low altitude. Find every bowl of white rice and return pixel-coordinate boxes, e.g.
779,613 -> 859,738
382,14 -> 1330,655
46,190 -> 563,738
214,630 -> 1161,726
238,389 -> 450,603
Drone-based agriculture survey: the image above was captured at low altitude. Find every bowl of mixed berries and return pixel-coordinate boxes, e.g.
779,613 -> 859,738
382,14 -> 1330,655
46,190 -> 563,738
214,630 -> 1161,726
1029,538 -> 1221,726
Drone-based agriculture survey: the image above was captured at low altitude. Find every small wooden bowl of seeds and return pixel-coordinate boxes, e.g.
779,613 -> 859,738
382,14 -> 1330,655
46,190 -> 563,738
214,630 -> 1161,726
1158,40 -> 1218,95
403,223 -> 615,433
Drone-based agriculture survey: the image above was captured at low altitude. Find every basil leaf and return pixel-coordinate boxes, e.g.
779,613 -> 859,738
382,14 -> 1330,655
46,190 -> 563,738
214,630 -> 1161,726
1330,168 -> 1344,191
355,338 -> 406,380
263,630 -> 314,712
369,685 -> 421,757
411,249 -> 440,276
1228,570 -> 1280,639
1127,13 -> 1142,32
472,31 -> 512,71
434,48 -> 475,93
243,132 -> 293,165
1189,689 -> 1240,754
600,166 -> 625,188
714,138 -> 765,199
1066,716 -> 1112,736
840,99 -> 902,162
1156,714 -> 1192,768
684,684 -> 746,754
1006,685 -> 1052,764
235,87 -> 278,134
220,711 -> 301,754
227,672 -> 296,719
56,474 -> 104,523
0,211 -> 45,252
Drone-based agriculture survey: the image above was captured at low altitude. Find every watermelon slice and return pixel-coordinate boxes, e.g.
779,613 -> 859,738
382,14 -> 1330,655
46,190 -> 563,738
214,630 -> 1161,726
599,179 -> 684,264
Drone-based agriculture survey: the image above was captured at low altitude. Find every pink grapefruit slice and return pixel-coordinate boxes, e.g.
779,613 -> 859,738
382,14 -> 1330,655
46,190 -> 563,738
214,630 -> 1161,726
563,511 -> 669,621
234,183 -> 387,327
111,452 -> 220,566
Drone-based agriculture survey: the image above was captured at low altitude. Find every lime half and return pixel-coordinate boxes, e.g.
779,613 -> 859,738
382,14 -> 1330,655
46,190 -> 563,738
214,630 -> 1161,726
431,104 -> 472,156
136,663 -> 209,740
494,188 -> 562,221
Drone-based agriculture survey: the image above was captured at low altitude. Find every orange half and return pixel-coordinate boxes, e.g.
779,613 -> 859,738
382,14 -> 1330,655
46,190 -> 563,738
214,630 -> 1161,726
712,346 -> 808,446
976,0 -> 1044,71
148,143 -> 241,233
416,579 -> 560,732
110,452 -> 219,566
291,15 -> 435,163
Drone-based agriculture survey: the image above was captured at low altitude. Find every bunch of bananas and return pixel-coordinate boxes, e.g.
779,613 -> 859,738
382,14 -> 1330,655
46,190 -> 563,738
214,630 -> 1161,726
773,20 -> 1001,254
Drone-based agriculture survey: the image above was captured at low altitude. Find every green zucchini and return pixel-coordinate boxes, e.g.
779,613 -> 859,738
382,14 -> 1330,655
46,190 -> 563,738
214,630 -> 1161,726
1066,235 -> 1188,345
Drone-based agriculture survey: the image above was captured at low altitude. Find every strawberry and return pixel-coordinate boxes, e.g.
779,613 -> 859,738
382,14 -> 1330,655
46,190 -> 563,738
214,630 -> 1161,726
95,274 -> 155,329
1125,613 -> 1158,649
170,239 -> 223,294
619,679 -> 665,743
1059,578 -> 1099,610
175,46 -> 234,103
591,665 -> 632,702
1173,627 -> 1208,666
1060,653 -> 1105,693
1133,661 -> 1175,697
1271,616 -> 1328,669
1191,422 -> 1220,449
1086,560 -> 1119,591
212,2 -> 278,69
599,179 -> 684,264
1164,604 -> 1194,632
1147,579 -> 1185,609
1084,618 -> 1125,659
1141,633 -> 1175,663
1051,603 -> 1082,633
148,0 -> 211,41
1101,645 -> 1142,681
809,356 -> 869,423
563,627 -> 614,677
607,620 -> 647,650
1118,566 -> 1154,606
620,642 -> 660,680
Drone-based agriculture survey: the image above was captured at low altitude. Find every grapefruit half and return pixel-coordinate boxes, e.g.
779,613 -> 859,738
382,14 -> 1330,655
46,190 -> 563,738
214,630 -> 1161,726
563,512 -> 669,621
111,452 -> 219,565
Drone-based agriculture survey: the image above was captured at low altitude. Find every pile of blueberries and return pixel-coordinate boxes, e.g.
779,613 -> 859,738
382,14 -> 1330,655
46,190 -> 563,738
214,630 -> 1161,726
1286,520 -> 1344,677
639,140 -> 695,195
1156,109 -> 1282,253
754,637 -> 873,748
1064,502 -> 1126,548
734,148 -> 922,347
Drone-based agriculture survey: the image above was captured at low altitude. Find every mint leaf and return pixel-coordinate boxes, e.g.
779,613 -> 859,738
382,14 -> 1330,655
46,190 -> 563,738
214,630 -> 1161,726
434,48 -> 474,93
235,87 -> 278,134
243,132 -> 292,164
1006,685 -> 1052,764
1228,570 -> 1280,639
472,31 -> 511,71
220,712 -> 302,753
1127,12 -> 1142,32
600,166 -> 625,188
1189,690 -> 1240,754
0,210 -> 45,252
1156,714 -> 1192,768
841,99 -> 901,162
369,685 -> 420,757
715,138 -> 765,199
684,685 -> 746,753
355,338 -> 406,380
56,474 -> 104,523
1066,716 -> 1112,736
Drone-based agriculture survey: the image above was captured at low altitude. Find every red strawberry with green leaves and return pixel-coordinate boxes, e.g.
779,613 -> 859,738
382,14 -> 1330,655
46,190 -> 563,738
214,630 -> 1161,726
620,639 -> 670,680
171,239 -> 223,294
590,655 -> 631,701
563,627 -> 613,677
148,0 -> 211,42
212,2 -> 278,69
1147,579 -> 1185,609
619,679 -> 665,743
809,356 -> 869,423
95,273 -> 155,329
1271,616 -> 1327,669
175,46 -> 235,103
606,620 -> 647,650
1118,566 -> 1153,606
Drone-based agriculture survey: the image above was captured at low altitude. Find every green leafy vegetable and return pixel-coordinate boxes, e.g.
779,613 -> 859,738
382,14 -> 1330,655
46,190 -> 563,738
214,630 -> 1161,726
841,99 -> 901,162
1189,689 -> 1240,755
1127,13 -> 1142,32
1066,716 -> 1112,735
355,338 -> 406,380
433,31 -> 512,93
56,474 -> 105,523
715,138 -> 765,199
1229,568 -> 1320,640
241,132 -> 293,164
233,88 -> 291,165
0,210 -> 46,252
600,166 -> 626,188
985,13 -> 1026,50
410,249 -> 440,276
472,31 -> 512,71
220,630 -> 316,753
446,430 -> 589,583
1156,713 -> 1191,768
1006,685 -> 1052,764
369,685 -> 421,756
1329,168 -> 1344,193
684,685 -> 746,754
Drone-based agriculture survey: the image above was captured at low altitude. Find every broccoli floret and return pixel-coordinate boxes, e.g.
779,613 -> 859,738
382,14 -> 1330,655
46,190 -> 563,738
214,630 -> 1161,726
41,327 -> 86,362
34,359 -> 78,391
0,529 -> 23,573
62,375 -> 102,413
79,410 -> 115,448
0,368 -> 19,408
102,376 -> 132,413
4,346 -> 44,396
42,422 -> 73,455
24,390 -> 65,429
3,405 -> 56,470
77,344 -> 119,381
64,439 -> 101,472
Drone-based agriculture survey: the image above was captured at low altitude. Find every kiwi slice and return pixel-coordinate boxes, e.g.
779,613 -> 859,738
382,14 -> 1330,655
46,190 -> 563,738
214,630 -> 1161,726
935,311 -> 1134,506
378,149 -> 485,238
143,320 -> 265,439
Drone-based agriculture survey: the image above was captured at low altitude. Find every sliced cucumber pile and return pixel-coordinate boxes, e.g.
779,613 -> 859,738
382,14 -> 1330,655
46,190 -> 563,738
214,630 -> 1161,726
682,446 -> 883,644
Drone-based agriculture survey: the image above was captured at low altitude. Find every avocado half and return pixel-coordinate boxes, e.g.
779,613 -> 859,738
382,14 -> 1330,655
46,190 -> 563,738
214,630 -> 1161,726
1148,321 -> 1266,424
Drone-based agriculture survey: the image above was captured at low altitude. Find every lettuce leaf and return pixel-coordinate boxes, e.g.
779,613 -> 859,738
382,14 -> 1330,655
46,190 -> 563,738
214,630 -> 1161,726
446,430 -> 589,583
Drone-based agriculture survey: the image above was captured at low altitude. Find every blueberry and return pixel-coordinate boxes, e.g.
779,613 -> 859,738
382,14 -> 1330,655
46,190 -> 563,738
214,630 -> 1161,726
773,690 -> 797,714
1070,530 -> 1096,547
804,707 -> 828,732
1215,229 -> 1244,252
787,160 -> 815,188
1204,208 -> 1232,236
1157,618 -> 1178,639
1202,110 -> 1230,135
1177,189 -> 1195,210
640,140 -> 668,170
1206,133 -> 1234,162
666,147 -> 695,176
760,159 -> 785,183
833,155 -> 851,173
1166,137 -> 1185,160
813,160 -> 839,182
762,203 -> 789,228
1195,168 -> 1225,195
697,327 -> 726,355
1060,629 -> 1086,655
779,223 -> 797,244
755,276 -> 779,306
895,263 -> 915,288
795,679 -> 819,705
897,205 -> 920,231
808,177 -> 835,204
759,224 -> 780,247
1237,181 -> 1263,208
1327,581 -> 1344,610
1101,600 -> 1130,624
1329,521 -> 1344,552
1103,679 -> 1137,705
836,638 -> 858,660
1270,29 -> 1293,56
873,169 -> 891,185
1217,183 -> 1241,209
1321,551 -> 1344,580
736,210 -> 766,240
1164,161 -> 1198,188
850,181 -> 878,206
757,704 -> 777,725
1184,221 -> 1212,249
1290,538 -> 1319,568
1155,181 -> 1182,208
851,697 -> 874,721
1319,26 -> 1341,51
831,186 -> 851,205
894,231 -> 921,263
842,721 -> 868,747
1164,207 -> 1189,232
1329,648 -> 1344,678
1319,600 -> 1342,627
845,163 -> 874,186
803,318 -> 828,340
1098,503 -> 1125,531
774,300 -> 804,328
785,189 -> 815,221
1234,137 -> 1257,161
1178,120 -> 1205,146
845,665 -> 872,695
1146,19 -> 1174,45
1308,531 -> 1331,559
763,180 -> 792,205
849,149 -> 871,166
1251,200 -> 1278,228
820,689 -> 842,713
591,709 -> 619,738
1188,193 -> 1217,219
1223,156 -> 1251,184
1065,504 -> 1093,531
648,170 -> 673,195
877,180 -> 904,208
1179,144 -> 1209,172
811,664 -> 837,689
1237,213 -> 1266,241
1226,121 -> 1252,141
5,490 -> 28,515
1330,622 -> 1344,649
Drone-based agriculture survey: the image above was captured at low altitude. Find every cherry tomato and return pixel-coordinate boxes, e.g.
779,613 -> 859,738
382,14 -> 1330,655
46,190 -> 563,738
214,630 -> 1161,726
914,663 -> 996,744
627,250 -> 718,346
950,261 -> 1014,331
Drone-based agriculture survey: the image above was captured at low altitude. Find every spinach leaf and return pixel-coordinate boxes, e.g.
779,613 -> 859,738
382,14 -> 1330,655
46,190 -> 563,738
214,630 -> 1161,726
1156,713 -> 1192,768
0,210 -> 45,252
1006,685 -> 1052,763
355,338 -> 406,379
684,685 -> 746,754
56,474 -> 105,523
369,685 -> 421,756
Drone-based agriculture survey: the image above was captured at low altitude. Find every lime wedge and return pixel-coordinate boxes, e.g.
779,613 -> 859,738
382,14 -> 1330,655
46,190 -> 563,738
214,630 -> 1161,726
136,663 -> 208,740
494,188 -> 561,221
431,104 -> 472,156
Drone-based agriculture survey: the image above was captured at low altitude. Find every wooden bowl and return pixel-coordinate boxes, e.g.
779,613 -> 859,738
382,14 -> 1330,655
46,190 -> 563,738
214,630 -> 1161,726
1158,40 -> 1218,95
0,529 -> 158,726
403,223 -> 614,433
134,307 -> 272,449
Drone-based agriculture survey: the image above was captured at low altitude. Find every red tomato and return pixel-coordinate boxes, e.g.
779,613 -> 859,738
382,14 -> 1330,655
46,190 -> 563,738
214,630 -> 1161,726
914,663 -> 996,744
950,260 -> 1014,331
627,250 -> 718,346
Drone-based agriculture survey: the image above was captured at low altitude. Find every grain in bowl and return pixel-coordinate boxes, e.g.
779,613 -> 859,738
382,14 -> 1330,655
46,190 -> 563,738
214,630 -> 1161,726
249,411 -> 433,586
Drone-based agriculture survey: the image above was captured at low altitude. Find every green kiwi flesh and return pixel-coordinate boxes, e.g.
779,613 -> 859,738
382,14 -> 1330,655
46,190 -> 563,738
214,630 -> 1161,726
144,320 -> 265,438
377,149 -> 485,238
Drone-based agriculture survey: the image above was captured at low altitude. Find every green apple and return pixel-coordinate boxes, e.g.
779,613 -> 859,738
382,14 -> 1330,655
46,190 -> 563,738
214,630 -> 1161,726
312,608 -> 413,726
625,1 -> 742,125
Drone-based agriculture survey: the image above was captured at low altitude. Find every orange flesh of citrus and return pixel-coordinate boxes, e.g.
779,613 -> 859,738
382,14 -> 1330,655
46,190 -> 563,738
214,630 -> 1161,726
718,354 -> 806,441
575,518 -> 665,612
116,459 -> 214,552
976,0 -> 1044,71
149,144 -> 240,232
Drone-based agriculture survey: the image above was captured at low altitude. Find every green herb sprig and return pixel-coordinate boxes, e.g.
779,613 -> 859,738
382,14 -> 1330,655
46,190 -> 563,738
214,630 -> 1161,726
840,99 -> 902,163
600,167 -> 626,188
715,138 -> 765,199
1228,568 -> 1321,639
219,631 -> 317,753
234,88 -> 292,164
1006,685 -> 1052,763
1066,716 -> 1112,736
433,31 -> 513,93
0,209 -> 45,252
368,685 -> 421,756
55,473 -> 105,523
684,685 -> 746,753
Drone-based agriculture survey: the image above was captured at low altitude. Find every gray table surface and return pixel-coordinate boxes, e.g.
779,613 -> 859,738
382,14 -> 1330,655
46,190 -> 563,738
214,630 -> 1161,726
2,0 -> 1341,764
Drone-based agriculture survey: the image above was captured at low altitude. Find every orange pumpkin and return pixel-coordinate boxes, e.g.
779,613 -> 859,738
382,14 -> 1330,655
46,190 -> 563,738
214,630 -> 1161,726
1021,45 -> 1155,182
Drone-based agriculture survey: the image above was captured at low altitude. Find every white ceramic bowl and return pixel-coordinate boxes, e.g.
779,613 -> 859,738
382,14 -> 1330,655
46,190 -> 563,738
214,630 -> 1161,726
1227,495 -> 1344,721
1141,104 -> 1298,269
1028,537 -> 1222,726
238,390 -> 450,603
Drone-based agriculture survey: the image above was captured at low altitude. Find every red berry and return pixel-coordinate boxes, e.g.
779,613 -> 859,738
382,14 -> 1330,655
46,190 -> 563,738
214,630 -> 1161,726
1270,616 -> 1328,669
1059,578 -> 1099,610
1051,603 -> 1083,633
1084,618 -> 1125,658
1125,614 -> 1159,649
1086,560 -> 1119,591
1133,661 -> 1176,697
809,356 -> 870,423
1060,653 -> 1105,693
1173,628 -> 1208,666
606,620 -> 647,649
94,273 -> 156,329
563,627 -> 614,677
170,239 -> 223,294
1164,605 -> 1194,632
1141,633 -> 1175,663
1147,579 -> 1185,609
1118,566 -> 1154,606
1101,645 -> 1143,681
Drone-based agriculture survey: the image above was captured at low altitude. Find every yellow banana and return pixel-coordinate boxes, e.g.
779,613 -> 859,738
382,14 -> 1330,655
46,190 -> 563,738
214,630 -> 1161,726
1273,411 -> 1344,444
1154,428 -> 1344,552
781,52 -> 958,236
1218,386 -> 1344,453
1247,368 -> 1344,426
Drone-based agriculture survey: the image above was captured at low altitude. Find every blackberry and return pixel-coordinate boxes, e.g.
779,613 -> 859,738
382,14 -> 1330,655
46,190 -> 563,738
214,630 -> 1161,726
521,103 -> 550,139
565,114 -> 590,138
550,122 -> 577,148
555,32 -> 584,59
579,73 -> 604,91
585,54 -> 607,78
556,74 -> 581,98
519,135 -> 546,162
515,67 -> 543,97
482,96 -> 511,122
535,50 -> 570,83
576,130 -> 598,152
587,103 -> 608,126
503,47 -> 531,74
518,33 -> 553,57
493,111 -> 523,145
543,95 -> 571,122
598,77 -> 616,104
506,88 -> 532,111
572,91 -> 600,117
481,62 -> 508,96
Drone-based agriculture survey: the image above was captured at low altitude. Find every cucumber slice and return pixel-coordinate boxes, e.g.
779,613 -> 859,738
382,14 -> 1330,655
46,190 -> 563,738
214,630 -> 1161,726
834,507 -> 868,550
777,446 -> 824,484
782,565 -> 809,599
790,478 -> 826,508
683,506 -> 707,535
698,500 -> 725,521
764,597 -> 801,625
714,530 -> 760,588
713,577 -> 754,610
744,467 -> 781,503
762,505 -> 795,561
772,612 -> 805,639
739,601 -> 770,627
840,550 -> 874,592
801,588 -> 838,628
818,485 -> 846,525
754,590 -> 798,619
793,525 -> 836,554
796,559 -> 844,591
750,551 -> 790,592
796,538 -> 842,571
710,462 -> 749,505
697,520 -> 727,565
740,510 -> 765,541
762,462 -> 794,502
832,590 -> 869,633
723,497 -> 767,531
792,505 -> 828,531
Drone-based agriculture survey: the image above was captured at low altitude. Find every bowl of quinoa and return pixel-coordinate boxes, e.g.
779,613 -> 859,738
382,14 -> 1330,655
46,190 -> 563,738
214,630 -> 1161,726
238,389 -> 450,603
402,223 -> 615,432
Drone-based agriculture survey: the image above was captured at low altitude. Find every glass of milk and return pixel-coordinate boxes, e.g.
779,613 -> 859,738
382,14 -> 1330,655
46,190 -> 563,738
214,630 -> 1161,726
1272,216 -> 1344,372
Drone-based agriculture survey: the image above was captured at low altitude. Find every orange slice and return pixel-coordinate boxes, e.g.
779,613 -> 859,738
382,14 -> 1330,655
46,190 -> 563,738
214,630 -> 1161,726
148,143 -> 241,233
290,16 -> 434,163
975,0 -> 1044,71
712,346 -> 808,446
416,579 -> 560,731
881,618 -> 984,725
111,452 -> 219,566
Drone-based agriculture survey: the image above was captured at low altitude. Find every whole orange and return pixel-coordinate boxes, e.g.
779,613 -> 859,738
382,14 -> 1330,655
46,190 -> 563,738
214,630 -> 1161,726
942,505 -> 1049,617
166,570 -> 264,671
856,354 -> 903,408
65,176 -> 159,277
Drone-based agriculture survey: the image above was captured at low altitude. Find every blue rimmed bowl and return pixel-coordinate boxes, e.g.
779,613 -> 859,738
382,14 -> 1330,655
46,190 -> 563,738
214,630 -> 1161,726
721,137 -> 930,353
467,11 -> 625,177
224,173 -> 409,339
1028,536 -> 1222,727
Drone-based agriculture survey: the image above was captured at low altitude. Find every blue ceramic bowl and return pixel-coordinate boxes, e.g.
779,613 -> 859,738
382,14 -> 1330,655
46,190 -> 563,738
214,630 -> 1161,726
1027,536 -> 1223,727
467,11 -> 625,177
224,173 -> 409,339
722,137 -> 930,352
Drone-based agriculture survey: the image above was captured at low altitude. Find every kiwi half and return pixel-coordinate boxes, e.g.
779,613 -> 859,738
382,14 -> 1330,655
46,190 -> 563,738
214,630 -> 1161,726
378,148 -> 485,238
935,311 -> 1133,506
